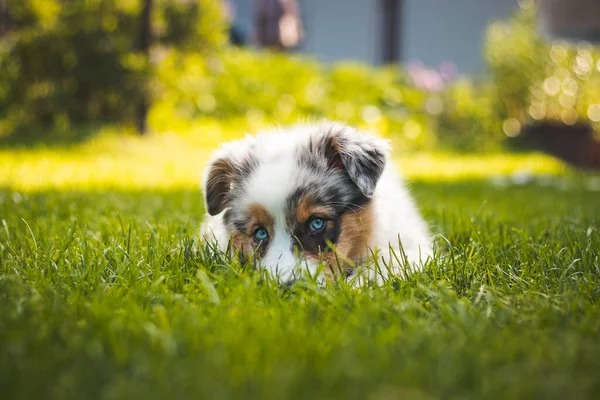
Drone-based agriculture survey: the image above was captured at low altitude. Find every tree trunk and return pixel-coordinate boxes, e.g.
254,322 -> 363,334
136,0 -> 153,135
0,0 -> 10,36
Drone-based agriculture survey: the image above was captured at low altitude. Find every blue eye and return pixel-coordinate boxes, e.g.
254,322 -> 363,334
309,217 -> 325,232
253,228 -> 268,242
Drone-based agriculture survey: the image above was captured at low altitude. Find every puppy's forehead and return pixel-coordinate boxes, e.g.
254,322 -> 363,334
234,133 -> 299,199
243,152 -> 300,210
228,126 -> 365,217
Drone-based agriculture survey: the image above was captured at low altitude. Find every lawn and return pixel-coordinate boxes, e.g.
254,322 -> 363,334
1,128 -> 599,399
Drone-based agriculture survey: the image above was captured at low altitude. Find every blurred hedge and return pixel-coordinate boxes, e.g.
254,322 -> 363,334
5,0 -> 598,152
150,48 -> 502,151
486,1 -> 600,134
0,1 -> 501,151
0,0 -> 226,135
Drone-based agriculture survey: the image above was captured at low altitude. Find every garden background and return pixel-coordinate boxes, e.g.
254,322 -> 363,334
1,1 -> 599,399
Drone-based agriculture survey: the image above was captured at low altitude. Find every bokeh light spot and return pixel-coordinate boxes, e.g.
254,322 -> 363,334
425,96 -> 444,115
529,104 -> 546,120
561,109 -> 578,125
503,118 -> 521,137
543,77 -> 561,96
587,104 -> 600,122
561,78 -> 578,96
277,94 -> 296,115
361,105 -> 382,124
550,45 -> 567,64
559,93 -> 576,108
404,121 -> 422,139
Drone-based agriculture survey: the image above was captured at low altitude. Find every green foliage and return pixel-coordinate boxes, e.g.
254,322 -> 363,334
1,0 -> 143,129
1,176 -> 600,398
0,0 -> 529,151
8,0 -> 600,152
151,49 -> 440,150
156,0 -> 226,51
486,1 -> 600,130
0,0 -> 226,134
436,79 -> 503,151
485,4 -> 546,123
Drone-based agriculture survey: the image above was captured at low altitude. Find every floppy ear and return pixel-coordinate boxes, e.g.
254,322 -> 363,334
322,124 -> 389,197
203,136 -> 258,215
203,156 -> 238,216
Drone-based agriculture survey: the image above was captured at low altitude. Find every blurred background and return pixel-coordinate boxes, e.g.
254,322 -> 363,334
1,0 -> 600,190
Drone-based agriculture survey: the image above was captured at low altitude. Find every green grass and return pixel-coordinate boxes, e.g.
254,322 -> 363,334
1,174 -> 599,399
0,126 -> 598,399
0,121 -> 567,190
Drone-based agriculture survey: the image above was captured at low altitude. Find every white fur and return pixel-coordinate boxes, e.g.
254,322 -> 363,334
200,122 -> 433,285
354,164 -> 432,284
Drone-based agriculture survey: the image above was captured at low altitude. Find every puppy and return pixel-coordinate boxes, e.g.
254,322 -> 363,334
200,121 -> 432,284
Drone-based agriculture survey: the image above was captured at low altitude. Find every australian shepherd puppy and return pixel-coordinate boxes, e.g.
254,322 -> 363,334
200,121 -> 432,284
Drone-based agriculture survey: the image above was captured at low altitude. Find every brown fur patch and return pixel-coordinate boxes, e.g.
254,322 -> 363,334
336,205 -> 374,260
308,203 -> 374,280
248,203 -> 275,230
205,158 -> 236,216
296,196 -> 331,223
231,232 -> 254,261
231,203 -> 275,260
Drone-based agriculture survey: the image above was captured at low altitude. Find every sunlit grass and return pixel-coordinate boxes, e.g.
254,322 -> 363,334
1,123 -> 599,399
1,174 -> 599,399
0,122 -> 568,191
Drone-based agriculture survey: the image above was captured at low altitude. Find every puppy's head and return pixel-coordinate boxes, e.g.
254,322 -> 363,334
202,122 -> 389,282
